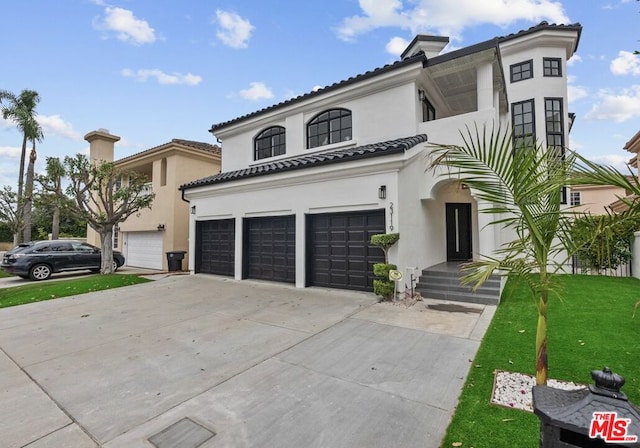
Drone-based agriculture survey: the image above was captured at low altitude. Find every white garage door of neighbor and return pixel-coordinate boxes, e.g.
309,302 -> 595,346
125,231 -> 163,270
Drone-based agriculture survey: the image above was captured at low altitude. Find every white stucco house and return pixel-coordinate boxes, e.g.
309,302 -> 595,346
180,22 -> 582,303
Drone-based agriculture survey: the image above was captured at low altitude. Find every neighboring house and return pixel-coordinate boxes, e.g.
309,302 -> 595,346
570,184 -> 629,215
180,22 -> 581,294
609,130 -> 640,213
85,129 -> 221,270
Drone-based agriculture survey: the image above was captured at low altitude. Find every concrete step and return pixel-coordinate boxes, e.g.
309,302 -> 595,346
418,274 -> 500,291
415,287 -> 500,305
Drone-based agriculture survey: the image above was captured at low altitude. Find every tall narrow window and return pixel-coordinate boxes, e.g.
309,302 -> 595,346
512,99 -> 535,151
545,97 -> 566,203
254,126 -> 286,160
307,108 -> 352,149
510,60 -> 533,83
543,58 -> 562,77
421,93 -> 436,122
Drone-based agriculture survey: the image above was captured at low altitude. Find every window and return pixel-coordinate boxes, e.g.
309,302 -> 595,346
570,191 -> 581,206
113,225 -> 120,249
543,58 -> 562,77
421,94 -> 436,122
545,98 -> 566,204
254,126 -> 286,160
307,108 -> 352,149
512,99 -> 535,150
160,158 -> 167,186
510,60 -> 533,82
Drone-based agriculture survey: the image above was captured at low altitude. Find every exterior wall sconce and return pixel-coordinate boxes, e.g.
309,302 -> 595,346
190,205 -> 196,215
378,185 -> 387,200
157,224 -> 165,231
418,89 -> 426,101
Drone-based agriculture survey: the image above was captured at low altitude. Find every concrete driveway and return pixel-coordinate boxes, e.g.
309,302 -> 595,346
0,275 -> 495,448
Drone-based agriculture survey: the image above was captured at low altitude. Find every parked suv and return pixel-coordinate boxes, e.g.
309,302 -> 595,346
1,240 -> 125,281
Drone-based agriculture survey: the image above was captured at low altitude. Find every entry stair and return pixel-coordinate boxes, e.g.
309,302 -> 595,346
415,262 -> 501,306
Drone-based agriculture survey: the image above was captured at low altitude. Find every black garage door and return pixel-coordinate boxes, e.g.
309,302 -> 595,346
244,215 -> 296,283
195,219 -> 235,276
307,209 -> 385,291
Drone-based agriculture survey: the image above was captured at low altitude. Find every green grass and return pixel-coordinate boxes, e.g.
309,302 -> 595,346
0,270 -> 14,278
0,274 -> 152,308
441,275 -> 640,448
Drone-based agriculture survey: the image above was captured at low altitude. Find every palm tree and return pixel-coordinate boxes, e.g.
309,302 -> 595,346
23,122 -> 44,242
0,89 -> 42,243
430,125 -> 576,385
38,157 -> 66,239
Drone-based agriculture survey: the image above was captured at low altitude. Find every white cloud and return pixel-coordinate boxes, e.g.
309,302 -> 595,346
610,50 -> 640,76
589,154 -> 634,172
567,54 -> 582,66
585,85 -> 640,122
386,36 -> 409,56
94,6 -> 156,45
36,115 -> 82,140
0,146 -> 20,159
336,0 -> 570,42
238,82 -> 274,101
121,68 -> 202,85
567,76 -> 587,103
215,10 -> 254,48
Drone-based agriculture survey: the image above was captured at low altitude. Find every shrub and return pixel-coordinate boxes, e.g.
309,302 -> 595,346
373,262 -> 397,300
370,233 -> 399,263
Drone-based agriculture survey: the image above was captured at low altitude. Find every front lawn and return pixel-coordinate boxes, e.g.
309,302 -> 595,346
0,270 -> 14,278
0,274 -> 152,308
441,275 -> 640,447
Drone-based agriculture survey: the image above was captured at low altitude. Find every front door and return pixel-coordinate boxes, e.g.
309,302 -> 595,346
445,203 -> 472,261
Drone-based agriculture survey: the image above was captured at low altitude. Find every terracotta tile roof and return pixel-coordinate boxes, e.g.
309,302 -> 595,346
180,134 -> 428,190
116,139 -> 220,165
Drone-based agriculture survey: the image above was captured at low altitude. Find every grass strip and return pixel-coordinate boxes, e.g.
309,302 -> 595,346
0,274 -> 152,308
441,274 -> 640,448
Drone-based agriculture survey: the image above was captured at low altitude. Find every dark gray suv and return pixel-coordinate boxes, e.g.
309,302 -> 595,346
1,240 -> 125,281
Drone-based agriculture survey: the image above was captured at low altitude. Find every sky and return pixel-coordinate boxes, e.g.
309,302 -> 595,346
1,0 -> 639,188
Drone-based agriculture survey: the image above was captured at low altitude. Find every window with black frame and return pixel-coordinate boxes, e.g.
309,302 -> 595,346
545,97 -> 566,203
543,58 -> 562,77
512,99 -> 536,151
307,108 -> 352,149
254,126 -> 286,160
510,60 -> 533,82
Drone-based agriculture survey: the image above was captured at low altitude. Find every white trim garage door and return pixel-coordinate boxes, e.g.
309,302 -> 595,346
125,231 -> 163,270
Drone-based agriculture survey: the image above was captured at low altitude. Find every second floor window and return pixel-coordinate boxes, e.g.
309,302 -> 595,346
254,126 -> 286,160
570,191 -> 581,206
543,58 -> 562,77
512,99 -> 535,151
421,95 -> 436,122
307,108 -> 352,149
510,60 -> 533,83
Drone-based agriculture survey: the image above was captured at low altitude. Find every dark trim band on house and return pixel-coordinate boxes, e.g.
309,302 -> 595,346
180,134 -> 428,190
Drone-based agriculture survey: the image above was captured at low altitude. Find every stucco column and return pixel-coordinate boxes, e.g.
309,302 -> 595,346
475,199 -> 496,260
476,62 -> 493,111
295,212 -> 306,288
234,217 -> 243,281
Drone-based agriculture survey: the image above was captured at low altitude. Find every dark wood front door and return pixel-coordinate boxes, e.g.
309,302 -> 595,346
445,203 -> 472,261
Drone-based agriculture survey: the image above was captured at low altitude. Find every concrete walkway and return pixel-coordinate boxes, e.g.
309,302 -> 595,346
0,275 -> 495,448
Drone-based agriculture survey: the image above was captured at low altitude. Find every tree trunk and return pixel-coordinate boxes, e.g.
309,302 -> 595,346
15,134 -> 28,244
100,227 -> 114,274
535,293 -> 548,385
22,144 -> 37,242
51,206 -> 60,239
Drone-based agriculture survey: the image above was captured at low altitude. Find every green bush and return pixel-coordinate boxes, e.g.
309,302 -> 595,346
373,262 -> 397,300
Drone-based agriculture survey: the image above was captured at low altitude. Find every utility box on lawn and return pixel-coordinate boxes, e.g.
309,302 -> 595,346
533,367 -> 640,447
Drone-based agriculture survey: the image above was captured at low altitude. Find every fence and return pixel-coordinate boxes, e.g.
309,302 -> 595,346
571,254 -> 632,277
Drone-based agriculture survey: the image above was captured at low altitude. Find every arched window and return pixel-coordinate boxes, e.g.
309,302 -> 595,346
254,126 -> 286,160
307,108 -> 352,149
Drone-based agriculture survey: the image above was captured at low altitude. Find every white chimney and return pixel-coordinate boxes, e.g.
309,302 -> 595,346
401,35 -> 449,60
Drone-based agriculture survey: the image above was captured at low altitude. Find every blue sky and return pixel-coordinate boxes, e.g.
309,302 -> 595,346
1,0 -> 639,188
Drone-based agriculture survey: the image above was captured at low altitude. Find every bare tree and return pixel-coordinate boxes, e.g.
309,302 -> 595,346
62,154 -> 154,274
0,186 -> 24,241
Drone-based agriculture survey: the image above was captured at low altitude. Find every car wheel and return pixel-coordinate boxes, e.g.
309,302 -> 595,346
29,264 -> 52,281
112,260 -> 119,272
